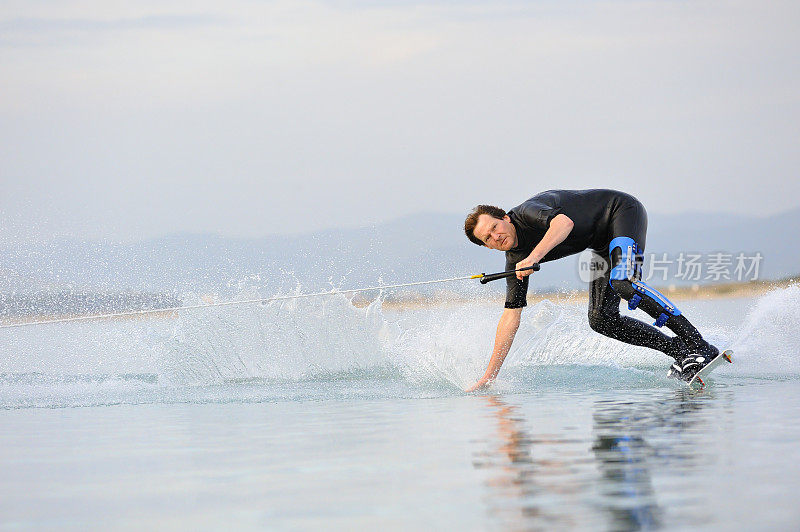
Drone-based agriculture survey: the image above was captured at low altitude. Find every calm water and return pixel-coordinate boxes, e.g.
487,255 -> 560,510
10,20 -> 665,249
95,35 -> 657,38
1,287 -> 799,530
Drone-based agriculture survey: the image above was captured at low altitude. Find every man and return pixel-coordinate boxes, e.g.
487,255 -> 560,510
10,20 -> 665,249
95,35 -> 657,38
463,189 -> 720,392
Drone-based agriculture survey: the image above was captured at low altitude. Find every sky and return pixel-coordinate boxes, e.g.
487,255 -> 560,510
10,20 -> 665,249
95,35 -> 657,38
1,0 -> 798,242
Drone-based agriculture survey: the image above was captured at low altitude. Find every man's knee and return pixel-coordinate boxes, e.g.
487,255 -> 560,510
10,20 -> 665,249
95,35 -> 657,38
609,278 -> 636,301
610,277 -> 682,327
609,236 -> 642,283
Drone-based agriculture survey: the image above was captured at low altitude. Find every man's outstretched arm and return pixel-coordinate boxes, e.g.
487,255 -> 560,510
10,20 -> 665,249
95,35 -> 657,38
465,214 -> 573,392
466,307 -> 522,392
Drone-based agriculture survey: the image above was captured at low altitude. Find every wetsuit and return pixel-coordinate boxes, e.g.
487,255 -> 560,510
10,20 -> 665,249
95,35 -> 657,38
504,189 -> 716,361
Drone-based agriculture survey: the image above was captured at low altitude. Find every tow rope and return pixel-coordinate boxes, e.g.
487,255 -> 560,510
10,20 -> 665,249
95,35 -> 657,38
0,264 -> 540,329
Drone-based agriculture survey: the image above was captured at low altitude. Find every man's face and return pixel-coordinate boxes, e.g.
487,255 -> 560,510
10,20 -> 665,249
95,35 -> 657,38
473,214 -> 517,251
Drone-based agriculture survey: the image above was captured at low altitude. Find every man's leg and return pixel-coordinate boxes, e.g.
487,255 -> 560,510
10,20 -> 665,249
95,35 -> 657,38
606,237 -> 717,361
587,254 -> 683,357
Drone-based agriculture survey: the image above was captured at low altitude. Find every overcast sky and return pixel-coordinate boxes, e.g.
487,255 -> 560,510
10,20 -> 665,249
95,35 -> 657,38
1,0 -> 798,242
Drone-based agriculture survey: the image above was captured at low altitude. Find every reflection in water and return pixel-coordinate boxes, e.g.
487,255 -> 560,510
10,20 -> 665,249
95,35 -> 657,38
471,395 -> 536,523
591,388 -> 718,530
472,389 -> 719,530
473,395 -> 586,529
592,408 -> 662,530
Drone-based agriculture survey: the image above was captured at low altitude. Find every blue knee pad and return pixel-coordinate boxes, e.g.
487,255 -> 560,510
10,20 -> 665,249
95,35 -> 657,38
609,236 -> 642,282
609,236 -> 681,327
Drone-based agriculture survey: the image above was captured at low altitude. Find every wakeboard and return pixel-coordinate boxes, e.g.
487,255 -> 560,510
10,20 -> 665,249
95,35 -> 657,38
685,349 -> 733,389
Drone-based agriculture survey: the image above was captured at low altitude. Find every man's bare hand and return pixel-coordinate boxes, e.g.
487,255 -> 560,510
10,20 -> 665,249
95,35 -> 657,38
465,376 -> 493,393
516,257 -> 537,280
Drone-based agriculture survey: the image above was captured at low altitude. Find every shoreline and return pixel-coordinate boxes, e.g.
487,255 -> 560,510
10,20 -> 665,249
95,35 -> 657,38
378,277 -> 799,310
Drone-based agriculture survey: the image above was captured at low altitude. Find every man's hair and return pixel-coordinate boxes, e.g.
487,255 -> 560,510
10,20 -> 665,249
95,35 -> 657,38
464,205 -> 507,246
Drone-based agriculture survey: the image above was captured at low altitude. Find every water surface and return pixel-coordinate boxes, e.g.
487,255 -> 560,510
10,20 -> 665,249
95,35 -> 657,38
1,287 -> 799,530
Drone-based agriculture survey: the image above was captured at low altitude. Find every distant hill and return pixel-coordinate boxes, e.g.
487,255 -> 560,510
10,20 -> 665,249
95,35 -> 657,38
1,208 -> 798,298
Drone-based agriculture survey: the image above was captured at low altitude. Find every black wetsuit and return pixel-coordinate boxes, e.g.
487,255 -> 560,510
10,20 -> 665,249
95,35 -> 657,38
504,189 -> 645,308
503,189 -> 711,360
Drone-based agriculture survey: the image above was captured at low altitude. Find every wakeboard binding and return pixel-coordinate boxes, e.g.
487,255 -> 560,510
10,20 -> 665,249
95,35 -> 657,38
667,349 -> 733,388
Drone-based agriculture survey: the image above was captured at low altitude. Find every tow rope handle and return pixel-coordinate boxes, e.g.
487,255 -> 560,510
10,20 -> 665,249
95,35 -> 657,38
473,264 -> 541,284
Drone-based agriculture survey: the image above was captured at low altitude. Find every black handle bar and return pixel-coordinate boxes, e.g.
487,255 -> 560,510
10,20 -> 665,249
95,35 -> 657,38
479,264 -> 540,284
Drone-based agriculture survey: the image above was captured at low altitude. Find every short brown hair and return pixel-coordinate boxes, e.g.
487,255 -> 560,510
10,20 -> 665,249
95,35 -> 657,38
464,205 -> 506,246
